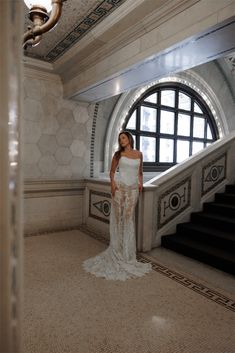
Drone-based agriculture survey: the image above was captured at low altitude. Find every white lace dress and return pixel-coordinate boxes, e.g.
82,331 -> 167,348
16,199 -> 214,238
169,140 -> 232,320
83,156 -> 152,281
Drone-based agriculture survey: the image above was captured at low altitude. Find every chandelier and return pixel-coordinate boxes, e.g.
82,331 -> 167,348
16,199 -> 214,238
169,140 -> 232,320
23,0 -> 66,49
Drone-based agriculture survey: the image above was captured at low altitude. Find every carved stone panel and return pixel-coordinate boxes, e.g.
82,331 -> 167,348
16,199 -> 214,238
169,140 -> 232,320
201,153 -> 227,196
158,177 -> 191,229
89,190 -> 111,223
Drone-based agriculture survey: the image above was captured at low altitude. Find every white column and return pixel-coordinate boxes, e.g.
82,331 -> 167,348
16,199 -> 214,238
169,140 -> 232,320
0,1 -> 23,352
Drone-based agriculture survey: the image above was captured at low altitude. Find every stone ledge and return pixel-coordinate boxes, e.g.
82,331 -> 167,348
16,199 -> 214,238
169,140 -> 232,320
24,179 -> 86,198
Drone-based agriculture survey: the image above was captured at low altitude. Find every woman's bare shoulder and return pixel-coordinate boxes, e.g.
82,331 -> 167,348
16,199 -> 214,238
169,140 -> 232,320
121,149 -> 142,159
133,150 -> 142,158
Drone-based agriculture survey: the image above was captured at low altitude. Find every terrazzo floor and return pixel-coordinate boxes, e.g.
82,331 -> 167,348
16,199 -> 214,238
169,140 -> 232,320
23,229 -> 235,353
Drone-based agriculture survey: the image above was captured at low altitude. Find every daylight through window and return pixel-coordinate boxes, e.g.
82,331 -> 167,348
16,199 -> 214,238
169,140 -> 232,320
124,83 -> 219,171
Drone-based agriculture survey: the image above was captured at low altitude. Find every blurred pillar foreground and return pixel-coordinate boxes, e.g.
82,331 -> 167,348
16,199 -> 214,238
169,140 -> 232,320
0,1 -> 23,352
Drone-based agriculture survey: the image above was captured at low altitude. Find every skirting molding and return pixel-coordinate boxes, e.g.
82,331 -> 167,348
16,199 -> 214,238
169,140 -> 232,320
23,179 -> 85,235
24,179 -> 86,198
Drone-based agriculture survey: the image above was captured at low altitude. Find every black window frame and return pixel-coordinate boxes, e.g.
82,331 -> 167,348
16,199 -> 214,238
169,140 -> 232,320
123,82 -> 219,172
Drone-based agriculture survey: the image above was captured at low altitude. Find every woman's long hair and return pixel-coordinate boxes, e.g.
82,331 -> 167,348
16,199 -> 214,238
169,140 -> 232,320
114,131 -> 134,160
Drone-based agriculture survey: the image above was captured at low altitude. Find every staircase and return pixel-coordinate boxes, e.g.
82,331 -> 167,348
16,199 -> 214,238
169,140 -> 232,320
161,184 -> 235,275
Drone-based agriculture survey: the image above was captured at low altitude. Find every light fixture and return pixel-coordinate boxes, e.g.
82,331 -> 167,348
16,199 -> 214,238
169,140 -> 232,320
23,0 -> 66,49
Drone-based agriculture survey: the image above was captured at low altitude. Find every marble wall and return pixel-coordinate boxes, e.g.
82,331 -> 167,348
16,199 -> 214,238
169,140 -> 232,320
23,69 -> 95,180
193,62 -> 235,132
91,95 -> 119,177
22,68 -> 119,234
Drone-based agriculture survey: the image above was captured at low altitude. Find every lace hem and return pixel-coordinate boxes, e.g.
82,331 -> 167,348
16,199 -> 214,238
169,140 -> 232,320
83,248 -> 152,281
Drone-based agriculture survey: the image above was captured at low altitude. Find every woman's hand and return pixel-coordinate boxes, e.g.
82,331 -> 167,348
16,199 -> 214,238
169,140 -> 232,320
110,154 -> 119,197
111,181 -> 118,197
138,152 -> 143,193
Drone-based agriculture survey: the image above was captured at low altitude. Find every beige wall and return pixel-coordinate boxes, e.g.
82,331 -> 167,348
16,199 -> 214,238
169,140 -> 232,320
193,62 -> 235,131
22,69 -> 119,234
23,69 -> 95,180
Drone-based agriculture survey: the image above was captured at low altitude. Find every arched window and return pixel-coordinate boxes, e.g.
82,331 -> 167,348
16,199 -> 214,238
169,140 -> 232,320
123,83 -> 219,171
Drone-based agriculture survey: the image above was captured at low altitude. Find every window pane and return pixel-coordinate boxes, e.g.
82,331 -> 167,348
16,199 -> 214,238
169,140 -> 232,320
207,124 -> 212,139
193,117 -> 205,138
192,141 -> 204,154
132,134 -> 136,148
159,138 -> 174,162
140,106 -> 156,132
178,114 -> 190,136
179,92 -> 191,111
194,102 -> 203,114
161,90 -> 175,107
140,136 -> 156,162
160,110 -> 174,134
144,93 -> 157,104
177,140 -> 190,163
126,111 -> 136,129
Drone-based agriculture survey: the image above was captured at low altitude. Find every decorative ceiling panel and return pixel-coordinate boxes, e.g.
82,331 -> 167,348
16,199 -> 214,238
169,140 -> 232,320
23,0 -> 127,62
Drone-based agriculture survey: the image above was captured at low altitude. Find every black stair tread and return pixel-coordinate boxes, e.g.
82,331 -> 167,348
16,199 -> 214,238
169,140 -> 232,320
215,193 -> 235,201
162,234 -> 235,262
226,185 -> 235,193
178,222 -> 235,241
216,191 -> 235,196
162,184 -> 235,274
192,211 -> 235,224
204,202 -> 235,210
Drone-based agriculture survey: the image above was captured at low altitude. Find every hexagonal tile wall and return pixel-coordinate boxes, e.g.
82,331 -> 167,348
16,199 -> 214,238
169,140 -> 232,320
24,121 -> 42,144
73,105 -> 90,124
56,128 -> 74,147
38,134 -> 57,155
55,147 -> 73,165
23,74 -> 94,180
24,98 -> 43,122
24,144 -> 42,164
56,108 -> 75,129
38,155 -> 57,175
70,140 -> 87,158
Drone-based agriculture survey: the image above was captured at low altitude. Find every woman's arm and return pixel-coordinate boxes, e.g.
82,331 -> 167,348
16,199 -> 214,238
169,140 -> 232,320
109,154 -> 119,197
138,152 -> 143,192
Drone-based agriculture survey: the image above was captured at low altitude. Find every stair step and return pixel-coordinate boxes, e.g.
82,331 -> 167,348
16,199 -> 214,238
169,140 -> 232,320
177,222 -> 235,250
203,202 -> 235,217
215,192 -> 235,205
191,212 -> 235,232
226,184 -> 235,194
161,184 -> 235,275
161,234 -> 235,275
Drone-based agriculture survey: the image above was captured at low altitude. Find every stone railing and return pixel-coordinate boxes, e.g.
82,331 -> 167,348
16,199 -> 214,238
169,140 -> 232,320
84,131 -> 235,252
138,131 -> 235,251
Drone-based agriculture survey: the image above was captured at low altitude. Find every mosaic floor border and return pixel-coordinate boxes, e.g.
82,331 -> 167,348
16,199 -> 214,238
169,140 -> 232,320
78,225 -> 235,313
25,225 -> 235,313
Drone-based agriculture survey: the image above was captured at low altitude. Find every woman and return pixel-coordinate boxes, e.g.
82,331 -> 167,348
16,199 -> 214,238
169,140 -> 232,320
83,131 -> 152,280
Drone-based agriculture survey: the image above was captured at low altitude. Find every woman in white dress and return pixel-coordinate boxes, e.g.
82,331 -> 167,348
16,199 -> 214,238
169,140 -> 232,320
83,131 -> 152,280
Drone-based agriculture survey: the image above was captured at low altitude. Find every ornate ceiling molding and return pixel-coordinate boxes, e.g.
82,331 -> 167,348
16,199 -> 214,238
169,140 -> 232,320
224,54 -> 235,74
24,0 -> 127,62
217,52 -> 235,100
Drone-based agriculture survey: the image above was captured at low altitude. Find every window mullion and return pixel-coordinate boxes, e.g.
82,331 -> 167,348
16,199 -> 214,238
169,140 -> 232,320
122,82 -> 218,170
